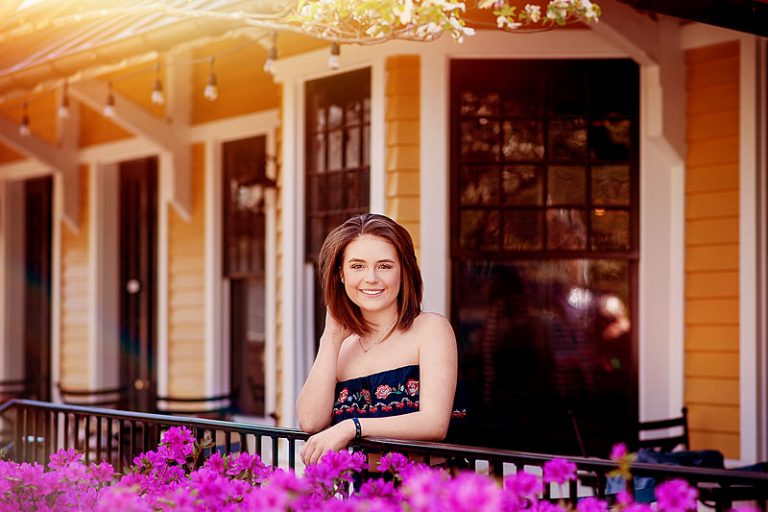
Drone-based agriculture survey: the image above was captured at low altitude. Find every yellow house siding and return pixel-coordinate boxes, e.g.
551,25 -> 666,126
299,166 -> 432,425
60,165 -> 91,388
684,41 -> 740,459
167,143 -> 206,396
385,55 -> 420,249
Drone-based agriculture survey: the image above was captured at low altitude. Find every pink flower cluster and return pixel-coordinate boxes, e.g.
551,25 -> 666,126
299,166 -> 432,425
0,436 -> 712,512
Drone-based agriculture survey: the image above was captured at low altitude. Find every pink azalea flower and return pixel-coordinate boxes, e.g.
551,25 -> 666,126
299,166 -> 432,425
203,451 -> 228,475
577,496 -> 608,512
503,471 -> 542,509
446,472 -> 502,512
378,452 -> 412,475
402,468 -> 448,512
49,448 -> 81,470
655,479 -> 698,512
543,458 -> 577,484
610,443 -> 628,460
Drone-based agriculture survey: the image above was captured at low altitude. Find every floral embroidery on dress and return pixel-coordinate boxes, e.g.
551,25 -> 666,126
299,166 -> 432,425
330,365 -> 466,424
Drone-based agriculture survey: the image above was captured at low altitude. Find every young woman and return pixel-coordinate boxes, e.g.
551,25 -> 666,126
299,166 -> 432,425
296,213 -> 460,465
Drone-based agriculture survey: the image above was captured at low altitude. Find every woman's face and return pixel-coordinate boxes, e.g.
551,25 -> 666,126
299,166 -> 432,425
341,234 -> 401,318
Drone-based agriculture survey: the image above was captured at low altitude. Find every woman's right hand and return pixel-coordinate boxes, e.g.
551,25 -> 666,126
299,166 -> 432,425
321,309 -> 352,345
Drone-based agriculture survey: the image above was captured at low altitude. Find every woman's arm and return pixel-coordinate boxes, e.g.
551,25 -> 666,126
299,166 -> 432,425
296,311 -> 351,434
300,314 -> 457,464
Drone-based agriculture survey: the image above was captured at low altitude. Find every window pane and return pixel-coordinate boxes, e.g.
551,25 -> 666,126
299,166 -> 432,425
590,119 -> 631,161
461,166 -> 500,206
328,130 -> 343,170
328,104 -> 343,129
308,216 -> 325,258
549,119 -> 587,160
549,76 -> 587,115
311,134 -> 325,172
346,100 -> 361,125
504,211 -> 543,250
362,126 -> 370,166
461,119 -> 500,162
503,166 -> 543,206
592,165 -> 630,206
592,209 -> 630,251
308,175 -> 323,212
345,127 -> 360,168
345,171 -> 360,209
327,172 -> 342,210
314,107 -> 326,131
547,208 -> 587,250
547,166 -> 586,205
502,120 -> 545,161
460,91 -> 501,116
363,98 -> 370,123
460,210 -> 500,250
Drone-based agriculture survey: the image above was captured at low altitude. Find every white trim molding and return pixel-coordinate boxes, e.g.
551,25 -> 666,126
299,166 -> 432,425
739,35 -> 762,464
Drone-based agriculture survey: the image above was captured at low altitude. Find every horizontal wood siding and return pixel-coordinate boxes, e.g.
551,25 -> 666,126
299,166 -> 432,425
167,143 -> 206,396
684,41 -> 740,459
60,165 -> 90,388
385,55 -> 420,251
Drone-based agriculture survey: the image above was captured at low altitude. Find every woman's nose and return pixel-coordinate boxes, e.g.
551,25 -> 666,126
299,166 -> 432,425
364,268 -> 378,282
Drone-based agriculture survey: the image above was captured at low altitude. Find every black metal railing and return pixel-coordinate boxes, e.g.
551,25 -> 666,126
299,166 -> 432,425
0,399 -> 765,511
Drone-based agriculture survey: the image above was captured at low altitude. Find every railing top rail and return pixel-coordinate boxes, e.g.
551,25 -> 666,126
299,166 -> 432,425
356,437 -> 768,485
0,399 -> 308,440
1,399 -> 766,488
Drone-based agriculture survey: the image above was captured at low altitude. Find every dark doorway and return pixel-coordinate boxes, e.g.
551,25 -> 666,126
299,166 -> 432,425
222,136 -> 268,416
23,176 -> 53,401
450,59 -> 639,456
119,157 -> 158,412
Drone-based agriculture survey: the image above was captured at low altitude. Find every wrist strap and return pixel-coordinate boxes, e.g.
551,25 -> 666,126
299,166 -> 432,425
352,416 -> 362,439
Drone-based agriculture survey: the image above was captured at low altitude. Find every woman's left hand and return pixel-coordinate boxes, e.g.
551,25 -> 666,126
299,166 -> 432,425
300,420 -> 356,466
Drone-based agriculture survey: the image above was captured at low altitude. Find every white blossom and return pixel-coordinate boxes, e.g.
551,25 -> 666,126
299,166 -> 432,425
524,4 -> 541,22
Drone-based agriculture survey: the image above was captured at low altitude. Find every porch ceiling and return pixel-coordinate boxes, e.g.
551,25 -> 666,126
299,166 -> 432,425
618,0 -> 768,36
0,0 -> 320,99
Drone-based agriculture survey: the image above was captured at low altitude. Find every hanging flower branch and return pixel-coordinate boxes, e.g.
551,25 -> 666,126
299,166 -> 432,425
289,0 -> 601,43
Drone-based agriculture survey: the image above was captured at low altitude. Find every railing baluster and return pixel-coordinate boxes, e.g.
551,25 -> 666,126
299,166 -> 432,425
255,435 -> 262,457
63,412 -> 69,450
20,407 -> 27,462
96,416 -> 102,461
225,431 -> 232,455
118,420 -> 125,474
272,436 -> 279,467
85,415 -> 92,463
129,421 -> 136,465
106,418 -> 113,465
569,477 -> 578,503
288,438 -> 296,470
240,432 -> 248,454
32,409 -> 39,463
42,410 -> 51,462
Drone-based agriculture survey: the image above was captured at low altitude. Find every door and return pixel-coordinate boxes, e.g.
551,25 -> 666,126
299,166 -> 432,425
119,157 -> 158,412
222,136 -> 268,416
23,176 -> 53,401
451,59 -> 639,456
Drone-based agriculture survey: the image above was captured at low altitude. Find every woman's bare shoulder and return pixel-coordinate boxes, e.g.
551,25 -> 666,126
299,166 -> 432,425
411,312 -> 455,342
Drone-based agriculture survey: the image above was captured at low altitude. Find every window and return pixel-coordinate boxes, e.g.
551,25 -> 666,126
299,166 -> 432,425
451,59 -> 639,456
305,68 -> 371,344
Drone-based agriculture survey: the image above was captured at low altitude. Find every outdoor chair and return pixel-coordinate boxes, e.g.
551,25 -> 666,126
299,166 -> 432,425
636,407 -> 689,453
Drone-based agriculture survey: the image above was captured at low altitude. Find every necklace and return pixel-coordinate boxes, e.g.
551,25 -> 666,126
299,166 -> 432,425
358,317 -> 398,353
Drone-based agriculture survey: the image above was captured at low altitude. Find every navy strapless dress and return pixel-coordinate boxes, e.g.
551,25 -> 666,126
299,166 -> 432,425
330,364 -> 467,427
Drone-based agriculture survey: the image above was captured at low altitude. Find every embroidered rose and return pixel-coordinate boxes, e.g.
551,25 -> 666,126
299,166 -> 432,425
360,389 -> 372,404
337,388 -> 349,403
375,384 -> 393,400
406,379 -> 419,396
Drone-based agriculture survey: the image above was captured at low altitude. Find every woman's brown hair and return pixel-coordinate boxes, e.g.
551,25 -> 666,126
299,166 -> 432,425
318,213 -> 423,336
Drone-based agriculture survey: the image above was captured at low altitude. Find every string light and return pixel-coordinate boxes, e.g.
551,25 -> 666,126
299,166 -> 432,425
328,42 -> 341,70
19,101 -> 30,136
151,61 -> 164,106
103,81 -> 115,118
263,32 -> 277,75
204,56 -> 218,101
58,81 -> 70,119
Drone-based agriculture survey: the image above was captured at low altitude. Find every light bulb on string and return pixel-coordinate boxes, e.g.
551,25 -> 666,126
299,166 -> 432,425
328,42 -> 341,70
151,62 -> 165,105
19,101 -> 30,137
103,81 -> 116,118
204,56 -> 218,101
263,32 -> 277,75
58,82 -> 70,119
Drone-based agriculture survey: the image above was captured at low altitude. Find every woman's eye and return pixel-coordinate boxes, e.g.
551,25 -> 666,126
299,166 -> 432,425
350,264 -> 364,270
378,264 -> 392,270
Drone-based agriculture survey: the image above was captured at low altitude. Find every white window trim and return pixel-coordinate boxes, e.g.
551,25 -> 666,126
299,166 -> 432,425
0,164 -> 60,402
275,57 -> 386,426
202,110 -> 280,424
275,29 -> 686,428
739,35 -> 763,463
